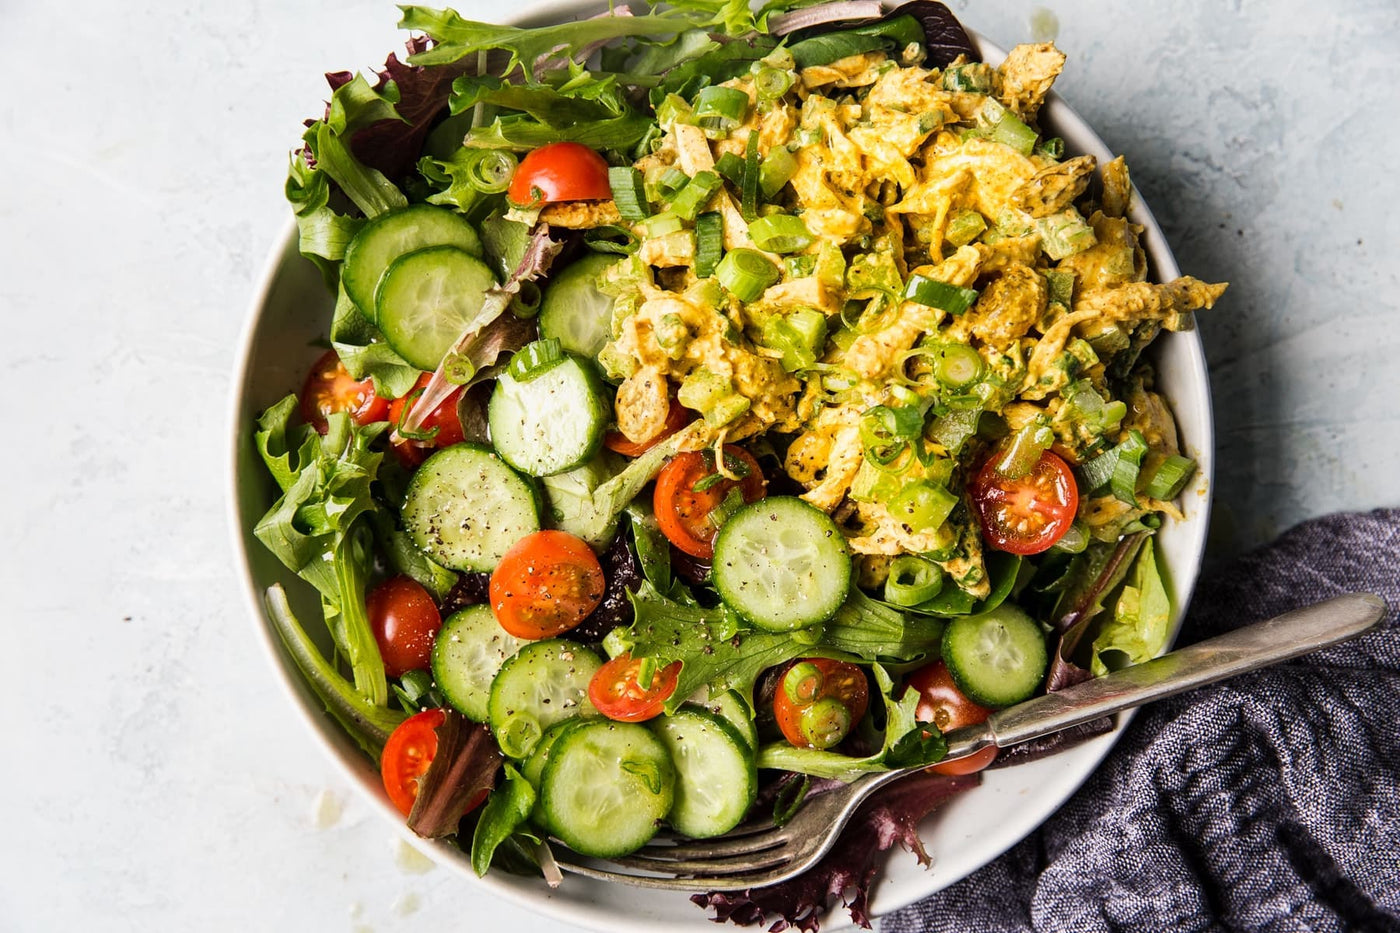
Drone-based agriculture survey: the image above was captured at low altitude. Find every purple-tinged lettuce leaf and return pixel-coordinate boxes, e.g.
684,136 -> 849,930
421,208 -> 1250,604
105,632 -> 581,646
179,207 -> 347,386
692,772 -> 981,931
408,711 -> 504,838
1044,532 -> 1148,691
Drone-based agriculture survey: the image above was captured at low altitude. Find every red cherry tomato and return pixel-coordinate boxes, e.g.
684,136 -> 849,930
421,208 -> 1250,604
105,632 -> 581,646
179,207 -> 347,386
366,575 -> 443,679
906,661 -> 997,775
603,397 -> 692,457
489,530 -> 605,640
653,446 -> 766,559
507,142 -> 612,206
388,373 -> 466,467
381,708 -> 445,816
588,654 -> 683,723
299,350 -> 390,434
773,658 -> 870,750
968,449 -> 1079,555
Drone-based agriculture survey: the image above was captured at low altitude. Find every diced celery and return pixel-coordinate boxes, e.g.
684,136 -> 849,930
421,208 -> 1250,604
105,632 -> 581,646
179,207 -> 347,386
1035,209 -> 1097,260
945,210 -> 987,247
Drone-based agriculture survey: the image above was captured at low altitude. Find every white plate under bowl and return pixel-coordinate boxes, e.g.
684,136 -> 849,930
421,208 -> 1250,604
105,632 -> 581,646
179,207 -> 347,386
228,4 -> 1214,929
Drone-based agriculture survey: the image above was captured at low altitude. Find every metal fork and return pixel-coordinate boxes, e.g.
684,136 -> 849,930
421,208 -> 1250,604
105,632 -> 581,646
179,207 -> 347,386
553,592 -> 1387,891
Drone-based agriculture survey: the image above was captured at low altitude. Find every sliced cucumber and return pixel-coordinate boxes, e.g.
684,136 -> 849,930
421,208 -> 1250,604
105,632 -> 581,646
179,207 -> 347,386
693,690 -> 758,751
541,720 -> 675,857
712,496 -> 852,632
488,639 -> 602,759
650,708 -> 756,838
488,352 -> 611,477
342,204 -> 483,323
941,604 -> 1048,708
431,605 -> 526,722
522,718 -> 586,825
538,252 -> 618,360
401,444 -> 540,572
376,246 -> 497,371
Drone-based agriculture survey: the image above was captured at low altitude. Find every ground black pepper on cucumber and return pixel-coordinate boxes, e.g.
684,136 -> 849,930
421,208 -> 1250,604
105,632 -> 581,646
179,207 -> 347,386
255,0 -> 1224,911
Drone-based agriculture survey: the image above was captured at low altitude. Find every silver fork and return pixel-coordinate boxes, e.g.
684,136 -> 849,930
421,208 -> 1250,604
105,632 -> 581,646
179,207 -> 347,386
553,592 -> 1387,891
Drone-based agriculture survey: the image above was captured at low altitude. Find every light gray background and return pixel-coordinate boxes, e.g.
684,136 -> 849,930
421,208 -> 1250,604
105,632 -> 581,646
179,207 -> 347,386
2,0 -> 1396,930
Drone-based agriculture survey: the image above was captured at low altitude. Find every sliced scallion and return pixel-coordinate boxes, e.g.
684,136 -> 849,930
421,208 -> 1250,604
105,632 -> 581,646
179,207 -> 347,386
1109,431 -> 1149,505
656,166 -> 689,201
884,554 -> 944,606
507,338 -> 564,382
608,165 -> 650,221
747,214 -> 813,254
466,150 -> 517,194
716,247 -> 778,301
1143,454 -> 1196,500
904,274 -> 979,314
934,344 -> 983,389
638,212 -> 684,239
944,209 -> 986,247
741,130 -> 761,221
1051,520 -> 1089,554
695,211 -> 724,278
693,85 -> 750,133
890,481 -> 959,533
759,147 -> 798,199
754,66 -> 794,101
670,170 -> 722,221
996,422 -> 1055,478
714,151 -> 746,187
510,280 -> 542,319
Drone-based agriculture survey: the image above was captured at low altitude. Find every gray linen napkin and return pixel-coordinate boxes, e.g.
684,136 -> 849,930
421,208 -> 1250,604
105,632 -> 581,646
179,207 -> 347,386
885,508 -> 1400,933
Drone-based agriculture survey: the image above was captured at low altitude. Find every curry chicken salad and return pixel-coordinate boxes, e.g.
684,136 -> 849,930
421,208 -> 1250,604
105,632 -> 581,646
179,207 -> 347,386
255,2 -> 1225,927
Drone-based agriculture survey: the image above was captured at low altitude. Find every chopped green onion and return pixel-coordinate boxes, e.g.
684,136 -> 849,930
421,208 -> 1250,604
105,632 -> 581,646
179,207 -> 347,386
716,247 -> 778,301
997,422 -> 1055,478
890,481 -> 959,533
608,166 -> 650,221
782,661 -> 824,704
786,254 -> 816,278
510,280 -> 543,319
941,63 -> 992,92
466,150 -> 517,194
884,555 -> 944,606
638,212 -> 684,239
1109,431 -> 1149,505
741,130 -> 761,221
708,485 -> 747,528
934,344 -> 983,388
945,209 -> 987,247
1036,136 -> 1066,160
1045,269 -> 1076,306
655,93 -> 692,130
860,405 -> 922,466
692,85 -> 750,132
904,274 -> 980,314
695,211 -> 724,278
798,697 -> 852,749
714,152 -> 746,187
747,214 -> 813,254
507,338 -> 564,382
1144,454 -> 1196,500
754,66 -> 794,101
656,166 -> 689,200
759,147 -> 798,199
1051,520 -> 1089,553
670,170 -> 722,221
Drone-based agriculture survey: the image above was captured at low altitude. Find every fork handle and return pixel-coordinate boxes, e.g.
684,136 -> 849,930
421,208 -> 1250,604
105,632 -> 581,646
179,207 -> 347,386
942,592 -> 1387,760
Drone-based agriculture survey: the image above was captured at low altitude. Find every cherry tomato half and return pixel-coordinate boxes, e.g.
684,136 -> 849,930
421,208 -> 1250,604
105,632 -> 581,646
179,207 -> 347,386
507,142 -> 612,206
588,654 -> 683,723
773,658 -> 870,750
906,661 -> 997,775
367,575 -> 443,679
489,530 -> 606,639
603,397 -> 692,457
381,708 -> 445,816
654,446 -> 766,559
299,350 -> 390,435
969,449 -> 1079,555
388,373 -> 466,468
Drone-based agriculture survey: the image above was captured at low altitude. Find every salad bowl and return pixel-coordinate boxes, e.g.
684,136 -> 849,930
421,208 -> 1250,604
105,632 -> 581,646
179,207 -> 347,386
228,1 -> 1214,928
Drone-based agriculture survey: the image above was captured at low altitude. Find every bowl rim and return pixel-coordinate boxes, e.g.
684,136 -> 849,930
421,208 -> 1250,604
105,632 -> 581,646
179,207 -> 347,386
226,5 -> 1215,929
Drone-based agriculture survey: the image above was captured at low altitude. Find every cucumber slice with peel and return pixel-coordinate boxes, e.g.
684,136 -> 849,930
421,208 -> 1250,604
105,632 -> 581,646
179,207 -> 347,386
342,204 -> 482,323
401,444 -> 540,573
487,639 -> 601,759
650,708 -> 756,838
488,352 -> 610,477
940,604 -> 1048,708
541,720 -> 675,857
431,605 -> 526,722
376,246 -> 497,371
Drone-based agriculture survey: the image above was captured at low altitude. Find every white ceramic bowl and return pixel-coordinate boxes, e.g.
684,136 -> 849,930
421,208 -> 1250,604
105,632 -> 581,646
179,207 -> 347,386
228,6 -> 1213,929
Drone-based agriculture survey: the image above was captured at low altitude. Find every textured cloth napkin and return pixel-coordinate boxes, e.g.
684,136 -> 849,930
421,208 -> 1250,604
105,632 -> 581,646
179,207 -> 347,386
885,508 -> 1400,933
